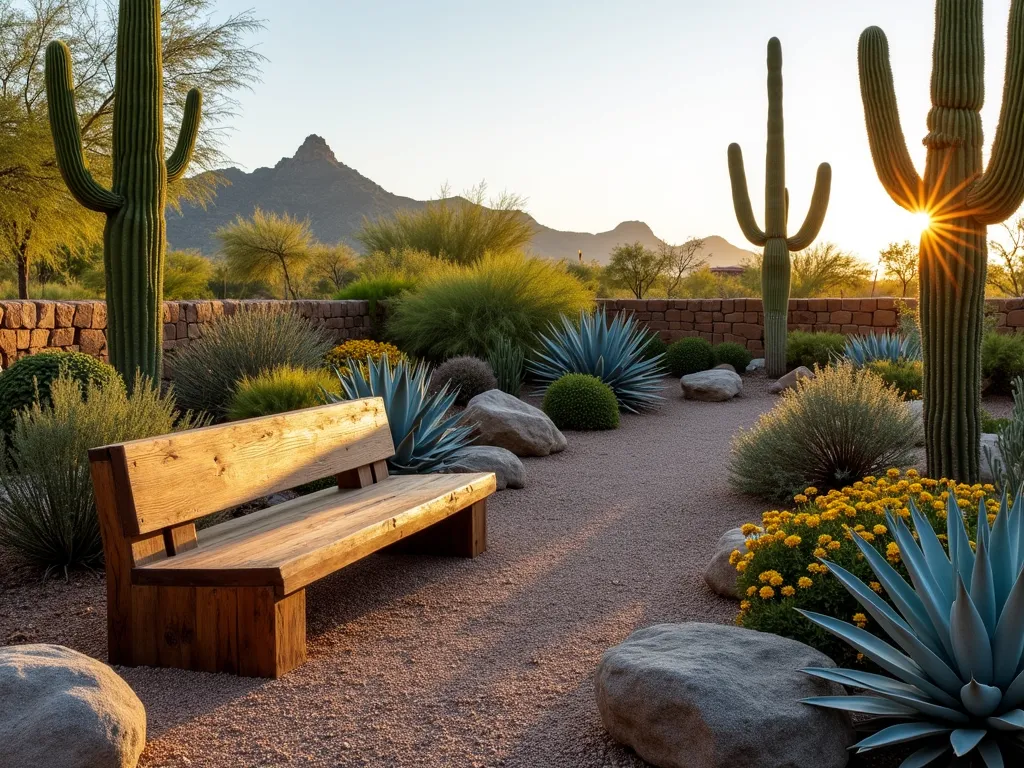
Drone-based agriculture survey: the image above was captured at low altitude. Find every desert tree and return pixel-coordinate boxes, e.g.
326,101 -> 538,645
878,240 -> 918,297
606,241 -> 667,300
988,217 -> 1024,298
163,250 -> 213,299
305,242 -> 358,294
743,242 -> 871,298
218,209 -> 315,300
661,237 -> 708,297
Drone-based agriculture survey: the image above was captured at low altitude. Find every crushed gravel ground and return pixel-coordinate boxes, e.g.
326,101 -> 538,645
0,378 -> 1011,767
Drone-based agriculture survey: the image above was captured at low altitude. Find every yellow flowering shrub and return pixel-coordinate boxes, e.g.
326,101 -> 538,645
324,339 -> 408,378
734,469 -> 995,663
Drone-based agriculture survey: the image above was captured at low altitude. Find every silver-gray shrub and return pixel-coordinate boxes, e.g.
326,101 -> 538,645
985,375 -> 1024,494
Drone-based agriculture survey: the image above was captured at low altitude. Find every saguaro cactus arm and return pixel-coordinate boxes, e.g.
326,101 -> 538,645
966,0 -> 1024,224
166,88 -> 203,184
787,163 -> 833,251
44,41 -> 123,213
858,27 -> 923,212
727,143 -> 768,247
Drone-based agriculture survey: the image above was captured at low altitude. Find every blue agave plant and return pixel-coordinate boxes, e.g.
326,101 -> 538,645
530,309 -> 665,413
799,491 -> 1024,765
328,357 -> 474,474
844,330 -> 922,366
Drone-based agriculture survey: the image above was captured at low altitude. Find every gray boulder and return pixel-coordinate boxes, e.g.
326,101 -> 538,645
981,432 -> 1001,484
681,369 -> 742,402
746,358 -> 765,373
712,363 -> 736,373
703,528 -> 747,599
0,644 -> 146,768
767,366 -> 814,394
460,389 -> 567,457
596,623 -> 853,768
444,445 -> 525,490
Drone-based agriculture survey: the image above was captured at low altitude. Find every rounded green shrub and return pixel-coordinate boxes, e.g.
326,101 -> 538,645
227,366 -> 340,421
0,351 -> 119,434
642,333 -> 668,362
867,359 -> 922,401
785,330 -> 845,370
712,342 -> 753,373
665,337 -> 713,377
542,373 -> 620,431
431,356 -> 497,406
982,329 -> 1024,394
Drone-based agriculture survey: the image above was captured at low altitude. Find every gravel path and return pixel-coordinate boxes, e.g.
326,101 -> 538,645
0,377 -> 985,767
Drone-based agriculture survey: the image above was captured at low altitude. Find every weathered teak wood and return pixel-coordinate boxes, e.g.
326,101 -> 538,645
88,397 -> 496,679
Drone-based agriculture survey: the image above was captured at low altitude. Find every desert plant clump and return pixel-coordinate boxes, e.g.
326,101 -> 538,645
431,356 -> 497,406
712,342 -> 753,373
542,374 -> 620,431
843,330 -> 921,366
0,374 -> 204,572
324,339 -> 408,378
333,274 -> 417,311
982,330 -> 1024,395
729,362 -> 918,502
786,330 -> 845,371
866,359 -> 922,401
985,375 -> 1024,494
734,469 -> 992,666
0,351 -> 120,434
665,337 -> 713,377
226,366 -> 339,421
487,336 -> 526,396
387,251 -> 593,360
642,333 -> 668,362
170,308 -> 332,420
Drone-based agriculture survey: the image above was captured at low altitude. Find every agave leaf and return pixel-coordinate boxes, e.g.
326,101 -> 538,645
950,576 -> 995,685
890,515 -> 956,659
949,728 -> 987,757
910,499 -> 955,603
993,570 -> 1024,688
990,495 -> 1014,608
971,533 -> 999,637
948,496 -> 976,592
976,738 -> 1005,768
801,695 -> 919,717
802,666 -> 963,713
1000,668 -> 1024,711
853,722 -> 951,752
987,709 -> 1024,731
960,679 -> 1004,718
898,743 -> 950,768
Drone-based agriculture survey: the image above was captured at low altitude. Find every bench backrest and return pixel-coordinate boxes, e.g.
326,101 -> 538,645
89,397 -> 395,541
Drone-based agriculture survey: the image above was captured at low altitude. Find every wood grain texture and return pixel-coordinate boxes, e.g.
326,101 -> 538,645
196,587 -> 239,674
390,500 -> 488,557
133,473 -> 496,593
96,398 -> 395,535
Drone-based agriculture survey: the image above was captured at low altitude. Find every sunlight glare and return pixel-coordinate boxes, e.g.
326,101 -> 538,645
913,211 -> 933,236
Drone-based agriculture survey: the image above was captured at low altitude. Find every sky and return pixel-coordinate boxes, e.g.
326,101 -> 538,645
213,0 -> 1020,265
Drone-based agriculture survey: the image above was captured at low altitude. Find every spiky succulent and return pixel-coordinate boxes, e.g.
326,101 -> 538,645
328,357 -> 474,474
844,331 -> 922,367
530,309 -> 665,413
799,491 -> 1024,765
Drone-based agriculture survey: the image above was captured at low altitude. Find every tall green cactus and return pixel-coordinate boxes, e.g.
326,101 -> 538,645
859,1 -> 1024,483
728,38 -> 832,378
45,0 -> 201,381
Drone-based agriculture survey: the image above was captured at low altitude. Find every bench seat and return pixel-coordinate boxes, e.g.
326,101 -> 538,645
134,472 -> 495,594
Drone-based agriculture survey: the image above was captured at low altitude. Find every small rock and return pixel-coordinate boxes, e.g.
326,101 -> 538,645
680,370 -> 742,402
0,644 -> 147,768
712,363 -> 736,373
767,365 -> 814,394
443,446 -> 525,490
745,358 -> 765,373
460,390 -> 567,457
596,623 -> 854,768
703,528 -> 747,598
981,432 -> 1001,484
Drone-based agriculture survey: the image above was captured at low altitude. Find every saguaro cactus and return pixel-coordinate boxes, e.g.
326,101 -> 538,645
45,0 -> 201,381
728,37 -> 832,378
859,1 -> 1024,482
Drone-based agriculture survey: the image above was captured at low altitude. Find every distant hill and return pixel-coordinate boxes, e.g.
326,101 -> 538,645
166,134 -> 755,267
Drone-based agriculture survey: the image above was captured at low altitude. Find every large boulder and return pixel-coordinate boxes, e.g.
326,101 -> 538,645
680,370 -> 742,402
767,366 -> 814,394
703,528 -> 747,599
0,644 -> 147,768
981,432 -> 1001,484
443,445 -> 525,490
596,623 -> 853,768
746,358 -> 765,373
460,390 -> 567,457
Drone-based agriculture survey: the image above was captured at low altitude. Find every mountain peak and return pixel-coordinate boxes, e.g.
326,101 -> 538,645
293,134 -> 338,164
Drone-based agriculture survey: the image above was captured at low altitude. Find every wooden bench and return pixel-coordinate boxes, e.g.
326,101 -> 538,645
88,397 -> 495,678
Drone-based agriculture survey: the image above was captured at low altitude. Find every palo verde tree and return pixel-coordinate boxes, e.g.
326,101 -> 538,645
728,37 -> 832,378
45,0 -> 202,381
859,0 -> 1024,481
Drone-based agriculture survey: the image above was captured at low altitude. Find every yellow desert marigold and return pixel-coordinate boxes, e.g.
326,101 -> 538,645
325,339 -> 408,377
781,585 -> 796,597
853,613 -> 868,629
798,577 -> 813,589
784,535 -> 802,548
759,586 -> 775,599
741,523 -> 761,536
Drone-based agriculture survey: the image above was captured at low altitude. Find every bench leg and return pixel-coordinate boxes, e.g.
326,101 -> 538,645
392,499 -> 488,558
127,585 -> 306,678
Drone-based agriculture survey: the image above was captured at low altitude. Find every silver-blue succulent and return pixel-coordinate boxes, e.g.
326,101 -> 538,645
844,330 -> 922,366
799,491 -> 1024,766
328,356 -> 475,474
530,309 -> 665,413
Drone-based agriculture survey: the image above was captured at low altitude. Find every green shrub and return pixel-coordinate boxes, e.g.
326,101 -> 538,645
785,330 -> 845,370
387,251 -> 593,360
0,374 -> 204,572
227,366 -> 339,421
982,329 -> 1024,394
542,374 -> 620,431
866,359 -> 922,400
729,362 -> 918,502
642,333 -> 668,362
333,273 -> 417,312
986,375 -> 1024,493
665,337 -> 713,377
170,308 -> 333,420
431,356 -> 497,406
487,336 -> 525,396
0,351 -> 119,435
982,408 -> 1010,434
712,342 -> 753,372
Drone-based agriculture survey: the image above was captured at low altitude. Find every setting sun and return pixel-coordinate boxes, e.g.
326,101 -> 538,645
912,210 -> 933,235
